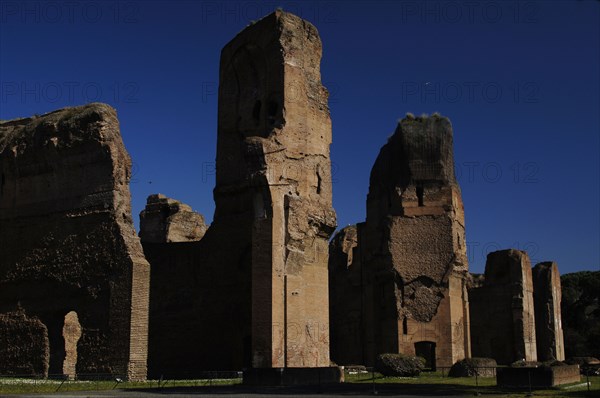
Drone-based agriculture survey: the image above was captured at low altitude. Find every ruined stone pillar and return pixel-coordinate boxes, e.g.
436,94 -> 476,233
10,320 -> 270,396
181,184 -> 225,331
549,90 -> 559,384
363,114 -> 470,368
533,262 -> 565,361
218,10 -> 336,368
469,249 -> 538,364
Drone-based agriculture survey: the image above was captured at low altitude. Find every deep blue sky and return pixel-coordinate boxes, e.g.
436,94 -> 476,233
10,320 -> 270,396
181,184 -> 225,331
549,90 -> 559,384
1,0 -> 598,274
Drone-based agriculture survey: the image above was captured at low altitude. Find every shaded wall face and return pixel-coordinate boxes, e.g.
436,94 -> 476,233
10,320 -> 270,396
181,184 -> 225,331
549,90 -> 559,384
0,104 -> 150,380
470,285 -> 516,364
218,11 -> 336,368
144,237 -> 252,378
469,250 -> 537,364
0,312 -> 49,376
328,225 -> 364,366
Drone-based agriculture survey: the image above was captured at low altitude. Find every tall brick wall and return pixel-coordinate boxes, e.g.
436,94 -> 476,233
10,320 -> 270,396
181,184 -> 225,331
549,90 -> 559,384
218,10 -> 336,368
0,103 -> 150,380
144,11 -> 337,374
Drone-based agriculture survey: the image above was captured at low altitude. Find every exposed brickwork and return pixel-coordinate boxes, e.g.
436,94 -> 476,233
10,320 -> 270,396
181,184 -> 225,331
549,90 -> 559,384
533,262 -> 565,361
143,11 -> 337,375
140,194 -> 207,243
329,115 -> 470,368
469,249 -> 538,364
0,104 -> 150,380
218,10 -> 336,368
62,311 -> 82,380
0,311 -> 49,376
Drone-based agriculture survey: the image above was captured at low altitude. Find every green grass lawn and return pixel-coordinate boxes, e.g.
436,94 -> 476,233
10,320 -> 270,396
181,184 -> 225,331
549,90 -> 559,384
0,377 -> 241,395
1,372 -> 597,396
345,370 -> 599,397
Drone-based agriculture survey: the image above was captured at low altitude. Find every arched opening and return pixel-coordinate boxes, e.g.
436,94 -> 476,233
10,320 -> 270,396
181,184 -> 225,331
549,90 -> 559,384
62,311 -> 82,379
414,341 -> 436,371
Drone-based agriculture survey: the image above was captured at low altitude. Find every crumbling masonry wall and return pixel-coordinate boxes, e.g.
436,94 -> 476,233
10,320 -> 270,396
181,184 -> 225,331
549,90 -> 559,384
469,249 -> 538,364
329,115 -> 471,368
142,10 -> 336,375
0,311 -> 49,376
0,103 -> 150,380
533,262 -> 565,361
365,115 -> 470,368
218,10 -> 336,368
139,194 -> 207,243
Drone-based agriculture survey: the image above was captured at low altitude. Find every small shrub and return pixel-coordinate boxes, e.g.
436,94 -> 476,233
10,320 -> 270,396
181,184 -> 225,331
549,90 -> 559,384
565,357 -> 600,375
448,358 -> 496,377
375,353 -> 425,377
565,356 -> 600,366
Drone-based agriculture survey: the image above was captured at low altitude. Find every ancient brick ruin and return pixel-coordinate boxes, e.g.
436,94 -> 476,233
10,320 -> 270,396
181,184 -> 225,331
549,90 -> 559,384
329,115 -> 471,369
469,253 -> 566,366
143,10 -> 336,377
469,250 -> 538,364
218,10 -> 336,369
0,311 -> 49,377
0,104 -> 150,380
533,262 -> 565,361
139,194 -> 207,243
0,10 -> 569,383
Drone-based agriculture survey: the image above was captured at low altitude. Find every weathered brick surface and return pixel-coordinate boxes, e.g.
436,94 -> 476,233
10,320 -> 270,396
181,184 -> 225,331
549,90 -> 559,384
0,103 -> 150,380
218,10 -> 336,368
469,249 -> 538,364
533,262 -> 565,361
329,115 -> 470,368
62,311 -> 82,379
144,11 -> 337,374
0,311 -> 49,376
140,194 -> 207,243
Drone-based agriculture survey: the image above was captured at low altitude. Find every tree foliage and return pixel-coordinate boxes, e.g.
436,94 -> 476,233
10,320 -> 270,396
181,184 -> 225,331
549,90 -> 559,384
561,271 -> 600,359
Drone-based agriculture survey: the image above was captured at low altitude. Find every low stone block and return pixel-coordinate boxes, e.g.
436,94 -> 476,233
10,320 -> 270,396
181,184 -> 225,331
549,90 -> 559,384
497,365 -> 580,388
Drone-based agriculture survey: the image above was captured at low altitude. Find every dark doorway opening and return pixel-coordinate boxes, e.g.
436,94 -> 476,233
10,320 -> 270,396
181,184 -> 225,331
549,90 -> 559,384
416,184 -> 424,206
414,341 -> 436,371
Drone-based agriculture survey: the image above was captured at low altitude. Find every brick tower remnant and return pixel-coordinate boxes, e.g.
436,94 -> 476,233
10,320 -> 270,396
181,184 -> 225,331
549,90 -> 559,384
362,114 -> 471,368
470,249 -> 538,364
218,10 -> 337,368
0,103 -> 150,380
533,262 -> 565,361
